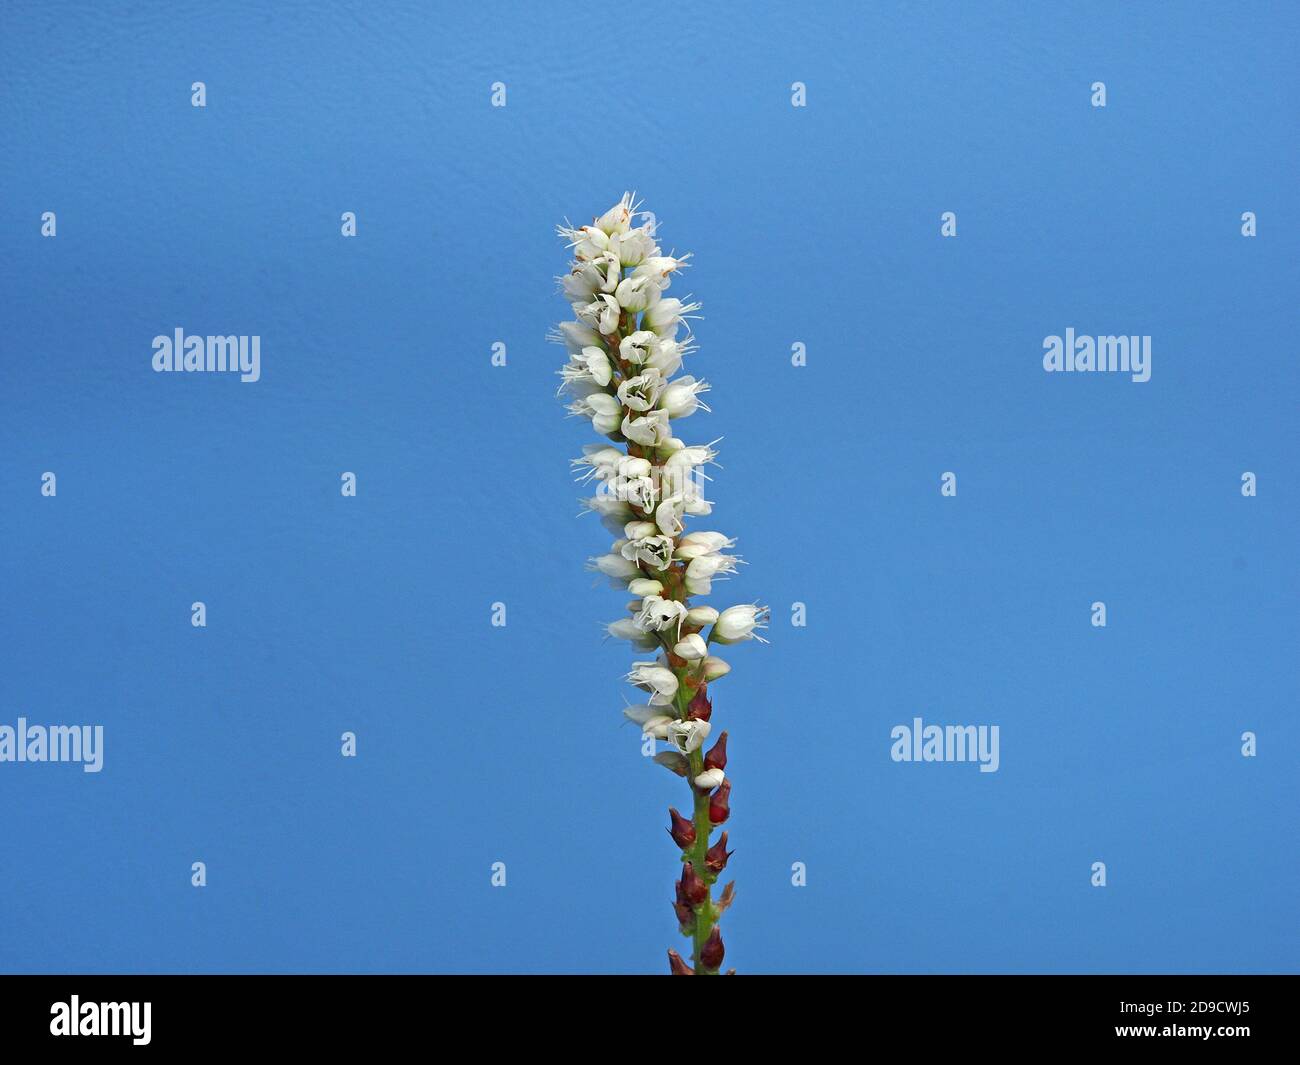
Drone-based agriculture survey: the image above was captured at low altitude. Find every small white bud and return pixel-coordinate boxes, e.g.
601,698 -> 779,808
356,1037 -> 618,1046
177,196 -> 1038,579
673,633 -> 709,660
619,456 -> 652,478
702,656 -> 731,681
693,768 -> 725,791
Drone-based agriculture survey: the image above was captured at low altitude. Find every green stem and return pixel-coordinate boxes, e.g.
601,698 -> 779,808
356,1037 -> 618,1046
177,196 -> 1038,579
669,678 -> 717,975
687,746 -> 717,973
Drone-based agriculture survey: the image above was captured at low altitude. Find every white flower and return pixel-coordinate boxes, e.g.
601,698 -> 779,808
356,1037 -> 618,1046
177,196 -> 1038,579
561,257 -> 619,303
638,720 -> 676,740
620,534 -> 675,571
624,702 -> 676,738
614,273 -> 663,313
645,337 -> 689,377
553,320 -> 602,354
577,294 -> 621,334
621,410 -> 672,447
675,531 -> 734,560
713,604 -> 770,644
664,443 -> 718,473
596,193 -> 635,236
660,465 -> 702,501
674,633 -> 709,660
617,456 -> 653,479
681,483 -> 713,516
590,552 -> 639,579
634,595 -> 687,633
572,445 -> 623,483
613,475 -> 656,510
619,330 -> 657,365
659,376 -> 709,419
580,494 -> 635,534
693,768 -> 725,791
634,713 -> 676,739
617,370 -> 664,412
573,392 -> 622,435
592,412 -> 625,438
679,531 -> 732,551
628,661 -> 679,706
560,223 -> 612,260
580,347 -> 614,386
654,495 -> 686,537
616,227 -> 658,267
558,346 -> 613,392
667,718 -> 712,754
683,550 -> 737,595
686,553 -> 739,581
644,297 -> 700,338
622,704 -> 669,729
632,254 -> 690,290
607,618 -> 659,650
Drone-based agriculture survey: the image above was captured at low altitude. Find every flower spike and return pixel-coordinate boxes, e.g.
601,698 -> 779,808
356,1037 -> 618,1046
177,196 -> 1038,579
555,195 -> 765,973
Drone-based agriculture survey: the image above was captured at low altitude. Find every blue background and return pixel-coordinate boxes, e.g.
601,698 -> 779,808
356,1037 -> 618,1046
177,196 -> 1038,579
1,1 -> 1295,974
